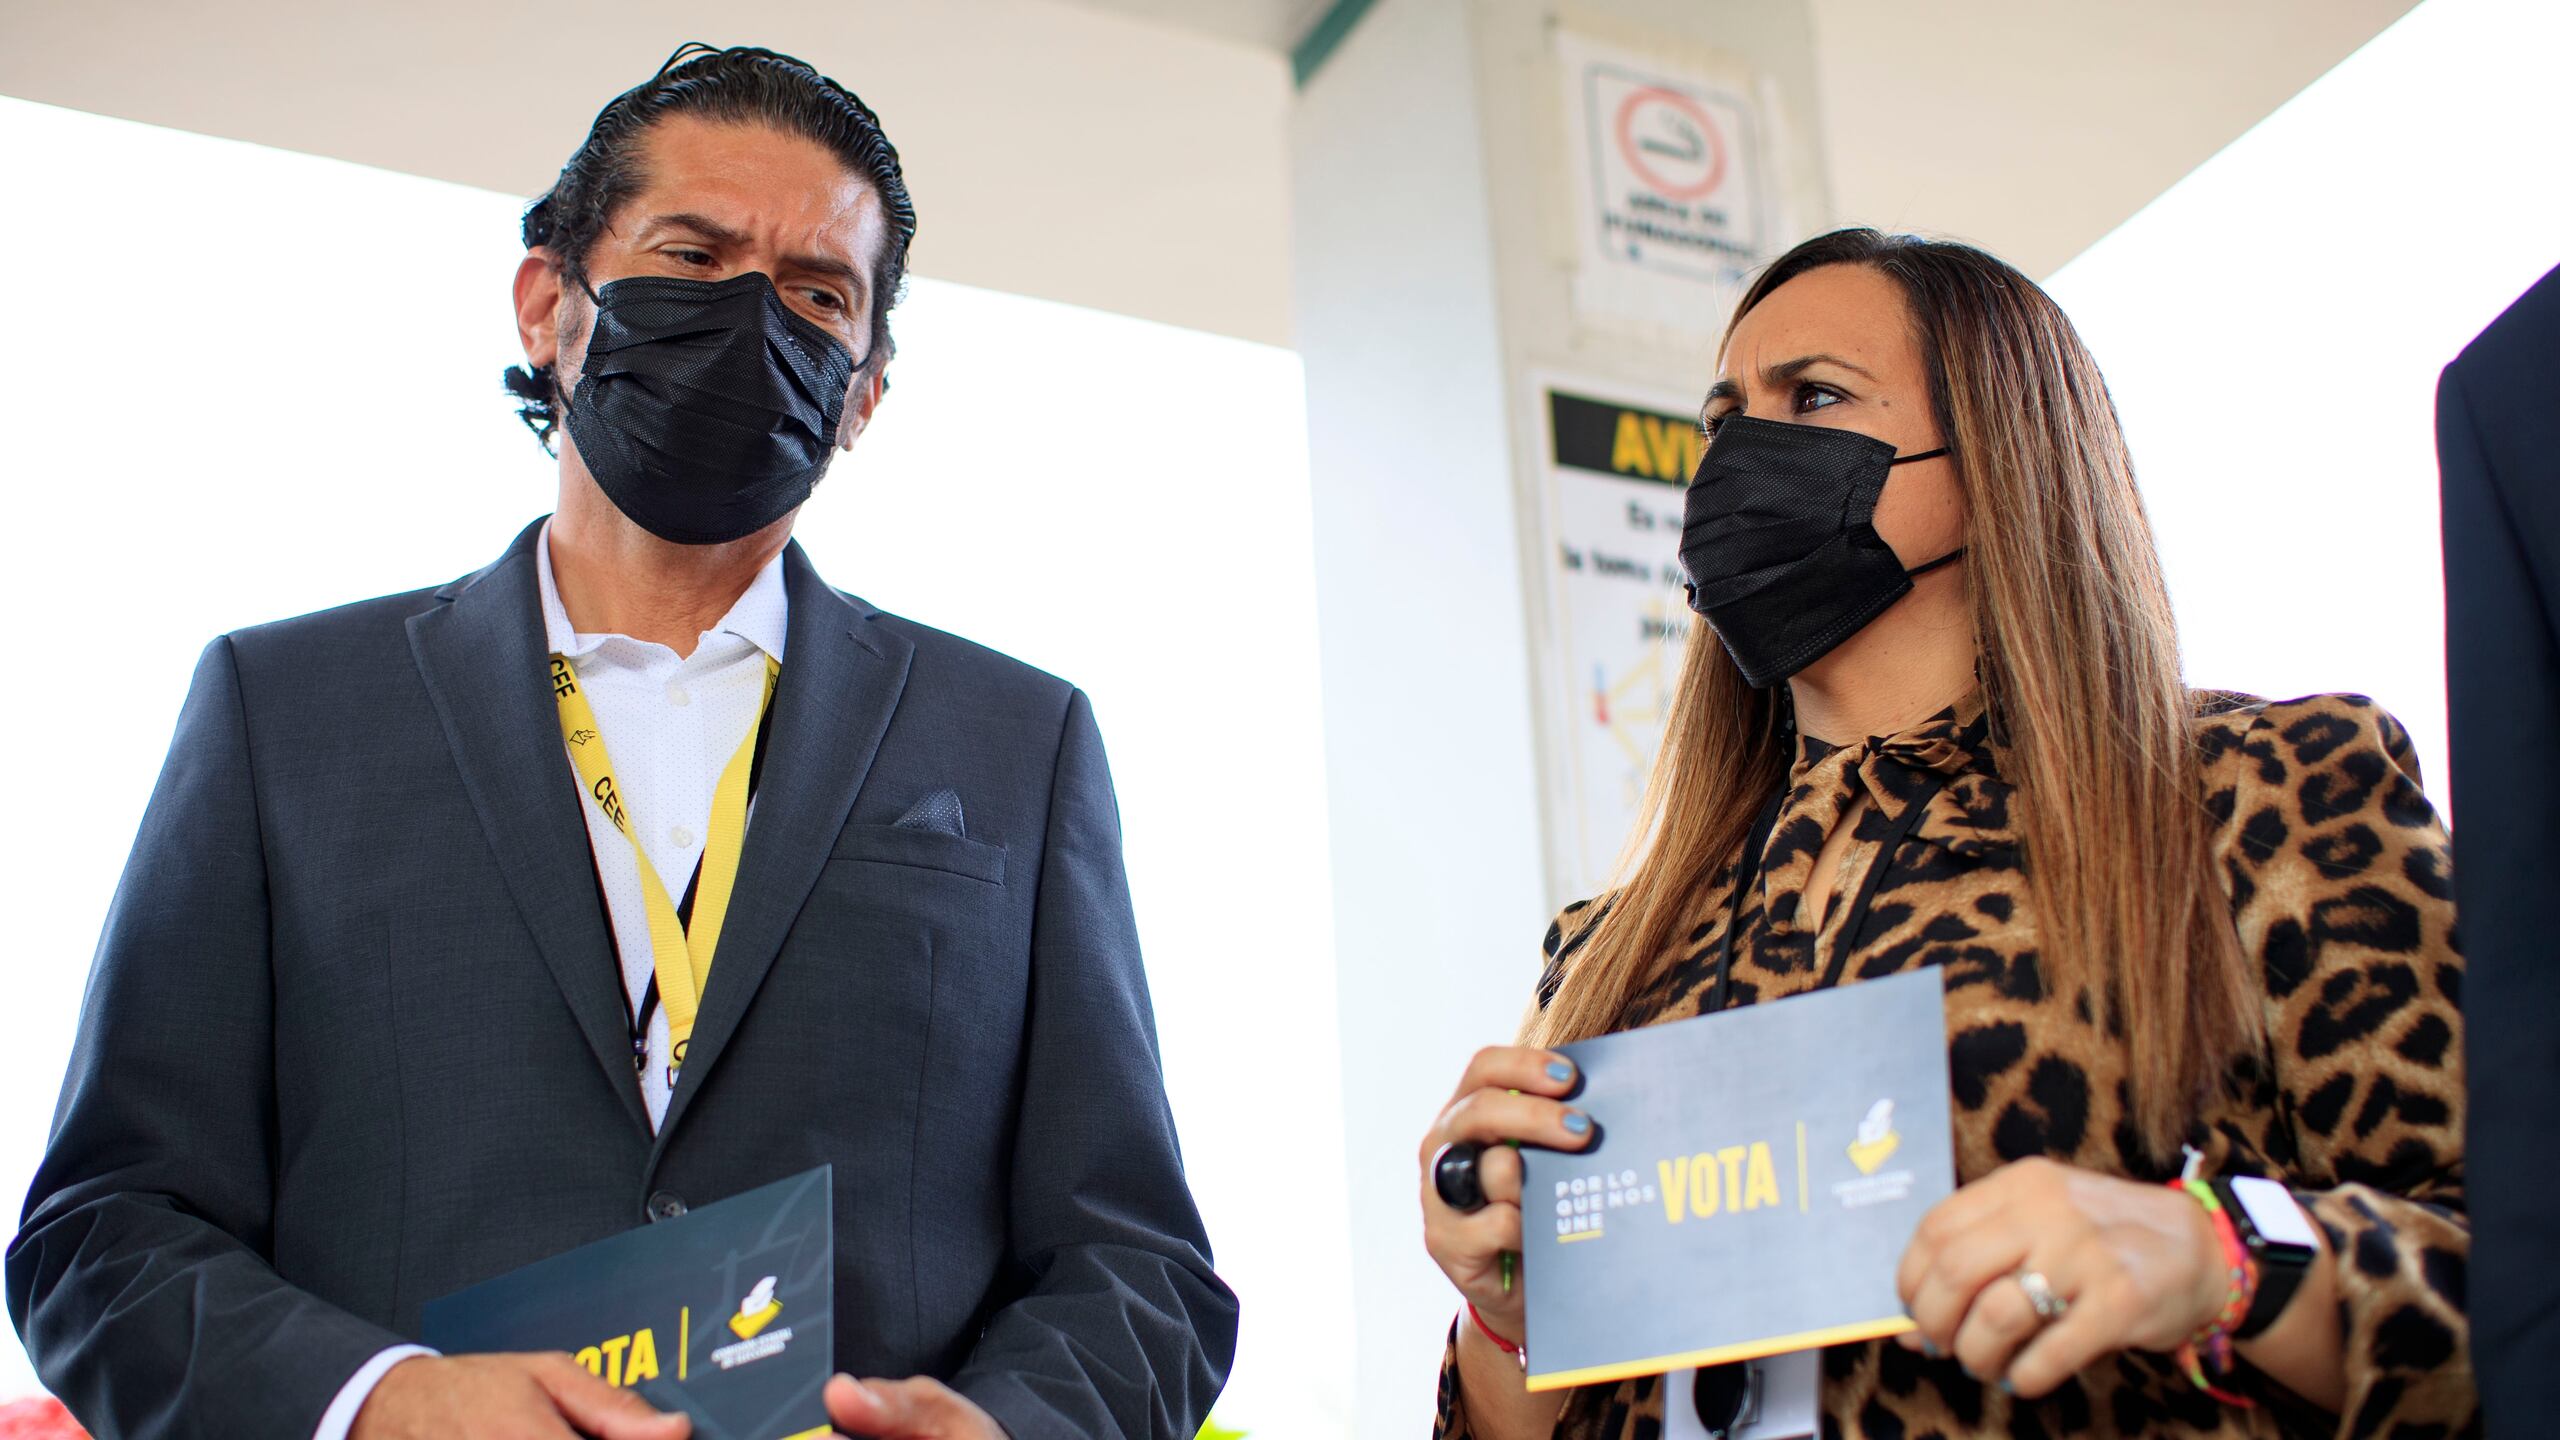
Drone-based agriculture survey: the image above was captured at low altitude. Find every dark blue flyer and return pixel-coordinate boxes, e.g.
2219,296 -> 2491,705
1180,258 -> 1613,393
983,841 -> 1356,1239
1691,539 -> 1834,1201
422,1165 -> 834,1440
1523,969 -> 1955,1392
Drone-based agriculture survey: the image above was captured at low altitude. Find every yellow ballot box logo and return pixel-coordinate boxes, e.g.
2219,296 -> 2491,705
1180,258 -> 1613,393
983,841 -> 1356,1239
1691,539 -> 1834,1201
1846,1099 -> 1901,1176
729,1276 -> 783,1340
709,1272 -> 796,1372
1828,1097 -> 1920,1211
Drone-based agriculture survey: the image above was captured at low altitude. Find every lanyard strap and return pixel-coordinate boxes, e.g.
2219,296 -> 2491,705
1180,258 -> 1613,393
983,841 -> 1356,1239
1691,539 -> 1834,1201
1708,791 -> 1786,1016
1709,772 -> 1951,1012
550,652 -> 780,1075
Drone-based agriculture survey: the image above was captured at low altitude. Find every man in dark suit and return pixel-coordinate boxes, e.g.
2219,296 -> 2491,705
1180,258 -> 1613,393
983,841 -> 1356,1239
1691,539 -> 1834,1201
6,43 -> 1233,1440
2438,259 -> 2560,1434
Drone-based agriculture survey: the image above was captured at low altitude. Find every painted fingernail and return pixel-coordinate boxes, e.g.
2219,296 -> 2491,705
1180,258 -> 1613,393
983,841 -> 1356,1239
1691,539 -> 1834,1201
1998,1379 -> 2016,1396
1921,1340 -> 1939,1358
1546,1059 -> 1574,1083
1562,1111 -> 1591,1135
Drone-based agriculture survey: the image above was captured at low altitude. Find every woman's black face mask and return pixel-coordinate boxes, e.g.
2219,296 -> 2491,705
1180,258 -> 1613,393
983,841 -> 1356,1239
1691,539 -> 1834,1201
1676,414 -> 1963,689
564,270 -> 860,546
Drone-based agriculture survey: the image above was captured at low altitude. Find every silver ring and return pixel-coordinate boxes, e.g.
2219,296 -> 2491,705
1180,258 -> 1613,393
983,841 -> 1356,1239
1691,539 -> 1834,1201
2015,1270 -> 2067,1323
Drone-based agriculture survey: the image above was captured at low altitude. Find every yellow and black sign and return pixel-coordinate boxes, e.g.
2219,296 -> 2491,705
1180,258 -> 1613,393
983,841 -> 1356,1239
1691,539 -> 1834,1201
1548,389 -> 1703,486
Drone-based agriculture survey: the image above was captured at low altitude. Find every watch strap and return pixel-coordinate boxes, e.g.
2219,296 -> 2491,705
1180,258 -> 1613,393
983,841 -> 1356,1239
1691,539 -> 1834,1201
2212,1176 -> 2311,1340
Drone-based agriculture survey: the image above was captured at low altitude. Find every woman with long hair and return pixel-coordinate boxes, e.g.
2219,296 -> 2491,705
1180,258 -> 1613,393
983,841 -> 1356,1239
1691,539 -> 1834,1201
1419,229 -> 2471,1438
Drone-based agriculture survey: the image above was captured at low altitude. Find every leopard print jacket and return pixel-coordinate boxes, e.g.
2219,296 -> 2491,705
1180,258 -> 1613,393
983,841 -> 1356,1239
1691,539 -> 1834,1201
1435,692 -> 2472,1439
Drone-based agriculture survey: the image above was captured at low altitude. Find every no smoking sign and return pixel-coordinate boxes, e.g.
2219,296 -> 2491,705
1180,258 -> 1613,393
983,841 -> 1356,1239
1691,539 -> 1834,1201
1616,87 -> 1726,200
1581,64 -> 1763,282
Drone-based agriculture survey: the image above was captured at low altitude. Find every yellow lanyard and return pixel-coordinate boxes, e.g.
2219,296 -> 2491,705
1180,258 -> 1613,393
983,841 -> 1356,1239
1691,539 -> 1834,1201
549,651 -> 779,1077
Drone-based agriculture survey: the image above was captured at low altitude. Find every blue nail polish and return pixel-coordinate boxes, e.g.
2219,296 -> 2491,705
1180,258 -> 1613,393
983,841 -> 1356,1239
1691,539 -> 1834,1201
1562,1111 -> 1591,1135
1998,1379 -> 2016,1396
1920,1340 -> 1939,1358
1546,1060 -> 1574,1084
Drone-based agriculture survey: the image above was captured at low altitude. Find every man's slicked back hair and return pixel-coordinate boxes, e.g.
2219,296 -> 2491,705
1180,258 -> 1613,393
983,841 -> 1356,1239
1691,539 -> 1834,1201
502,42 -> 918,447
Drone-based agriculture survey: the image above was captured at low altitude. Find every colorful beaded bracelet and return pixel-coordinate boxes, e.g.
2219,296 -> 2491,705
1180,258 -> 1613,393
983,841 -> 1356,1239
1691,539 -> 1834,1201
2168,1149 -> 2259,1408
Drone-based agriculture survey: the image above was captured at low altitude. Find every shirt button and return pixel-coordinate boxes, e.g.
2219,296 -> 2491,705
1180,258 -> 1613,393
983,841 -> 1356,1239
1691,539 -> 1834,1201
645,1190 -> 687,1223
667,683 -> 691,708
670,825 -> 695,850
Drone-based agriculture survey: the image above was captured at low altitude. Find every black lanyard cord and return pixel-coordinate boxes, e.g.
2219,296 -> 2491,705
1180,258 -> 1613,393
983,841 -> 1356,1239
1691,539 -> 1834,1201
1708,772 -> 1952,1012
1707,790 -> 1786,1016
1816,773 -> 1949,991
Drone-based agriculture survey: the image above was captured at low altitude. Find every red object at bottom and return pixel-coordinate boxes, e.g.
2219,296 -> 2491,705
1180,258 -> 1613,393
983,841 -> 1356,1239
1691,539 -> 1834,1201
0,1399 -> 89,1440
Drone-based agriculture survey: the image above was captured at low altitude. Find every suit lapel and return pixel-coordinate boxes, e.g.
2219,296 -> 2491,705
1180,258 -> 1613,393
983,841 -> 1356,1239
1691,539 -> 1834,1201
650,541 -> 914,1155
407,519 -> 649,1133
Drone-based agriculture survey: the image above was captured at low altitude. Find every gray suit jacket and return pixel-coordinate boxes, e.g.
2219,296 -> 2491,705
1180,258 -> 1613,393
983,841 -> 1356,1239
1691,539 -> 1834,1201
7,520 -> 1235,1438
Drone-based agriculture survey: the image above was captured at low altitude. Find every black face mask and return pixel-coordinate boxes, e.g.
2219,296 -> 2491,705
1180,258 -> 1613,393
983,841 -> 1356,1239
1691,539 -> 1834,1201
563,271 -> 859,546
1677,414 -> 1963,689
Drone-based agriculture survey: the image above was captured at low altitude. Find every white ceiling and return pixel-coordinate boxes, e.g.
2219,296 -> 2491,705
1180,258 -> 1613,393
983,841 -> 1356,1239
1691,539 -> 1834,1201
1066,0 -> 2422,279
0,0 -> 2423,344
1057,0 -> 1333,52
1805,0 -> 2421,277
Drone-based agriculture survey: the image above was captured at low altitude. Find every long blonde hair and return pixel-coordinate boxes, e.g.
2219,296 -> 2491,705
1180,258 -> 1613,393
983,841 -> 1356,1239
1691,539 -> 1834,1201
1529,229 -> 2256,1162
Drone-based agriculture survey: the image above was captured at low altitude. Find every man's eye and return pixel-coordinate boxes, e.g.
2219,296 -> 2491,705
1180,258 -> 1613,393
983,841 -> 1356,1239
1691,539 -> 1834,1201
803,289 -> 845,312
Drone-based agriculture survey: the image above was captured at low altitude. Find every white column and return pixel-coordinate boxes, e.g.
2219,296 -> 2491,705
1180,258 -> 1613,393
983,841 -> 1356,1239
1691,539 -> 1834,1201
1292,1 -> 1829,1432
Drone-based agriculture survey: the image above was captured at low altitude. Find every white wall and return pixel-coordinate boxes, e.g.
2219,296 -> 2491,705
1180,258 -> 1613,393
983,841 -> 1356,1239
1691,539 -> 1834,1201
0,96 -> 1347,1434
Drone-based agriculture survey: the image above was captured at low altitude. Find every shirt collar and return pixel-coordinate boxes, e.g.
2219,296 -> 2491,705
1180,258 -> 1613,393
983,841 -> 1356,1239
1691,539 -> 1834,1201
1793,690 -> 1990,778
536,517 -> 791,663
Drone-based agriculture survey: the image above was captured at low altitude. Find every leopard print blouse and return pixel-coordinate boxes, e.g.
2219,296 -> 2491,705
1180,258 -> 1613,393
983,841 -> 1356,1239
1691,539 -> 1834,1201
1434,692 -> 2473,1440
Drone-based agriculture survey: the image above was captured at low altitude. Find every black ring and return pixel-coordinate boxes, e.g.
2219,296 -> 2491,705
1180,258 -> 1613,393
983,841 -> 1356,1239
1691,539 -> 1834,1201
1693,1363 -> 1750,1437
1432,1140 -> 1487,1212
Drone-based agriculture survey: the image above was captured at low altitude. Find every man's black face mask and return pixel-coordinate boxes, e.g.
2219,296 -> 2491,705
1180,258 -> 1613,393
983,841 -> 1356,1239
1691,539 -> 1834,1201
1676,414 -> 1962,689
564,270 -> 859,546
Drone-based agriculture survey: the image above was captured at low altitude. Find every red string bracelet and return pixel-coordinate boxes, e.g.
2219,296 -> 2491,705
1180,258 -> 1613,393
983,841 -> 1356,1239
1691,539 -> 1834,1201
1467,1300 -> 1526,1370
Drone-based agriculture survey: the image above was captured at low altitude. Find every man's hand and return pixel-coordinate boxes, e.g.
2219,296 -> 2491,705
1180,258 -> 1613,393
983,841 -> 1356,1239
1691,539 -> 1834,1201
352,1353 -> 692,1440
824,1374 -> 1007,1438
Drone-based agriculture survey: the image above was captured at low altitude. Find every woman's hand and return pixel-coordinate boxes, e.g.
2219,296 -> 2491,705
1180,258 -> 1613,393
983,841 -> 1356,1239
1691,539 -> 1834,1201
1418,1045 -> 1596,1344
1893,1157 -> 2230,1399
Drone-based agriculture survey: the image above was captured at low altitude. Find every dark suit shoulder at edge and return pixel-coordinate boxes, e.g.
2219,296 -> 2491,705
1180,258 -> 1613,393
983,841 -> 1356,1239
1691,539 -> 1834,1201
853,600 -> 1080,704
2449,259 -> 2560,378
220,579 -> 463,657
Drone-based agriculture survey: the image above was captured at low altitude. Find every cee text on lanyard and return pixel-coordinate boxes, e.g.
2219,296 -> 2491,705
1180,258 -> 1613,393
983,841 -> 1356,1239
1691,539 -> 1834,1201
549,651 -> 780,1080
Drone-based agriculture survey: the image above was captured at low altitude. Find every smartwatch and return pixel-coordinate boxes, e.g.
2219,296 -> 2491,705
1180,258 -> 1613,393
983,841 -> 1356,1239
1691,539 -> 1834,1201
2210,1174 -> 2321,1339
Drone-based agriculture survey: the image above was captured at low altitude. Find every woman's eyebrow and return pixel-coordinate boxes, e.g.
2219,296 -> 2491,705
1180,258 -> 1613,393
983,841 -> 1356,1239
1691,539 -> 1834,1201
1701,352 -> 1876,420
1766,352 -> 1877,383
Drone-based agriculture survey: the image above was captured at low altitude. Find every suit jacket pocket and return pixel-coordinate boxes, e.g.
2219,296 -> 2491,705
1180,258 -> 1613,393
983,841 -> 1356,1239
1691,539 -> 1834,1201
828,822 -> 1006,885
